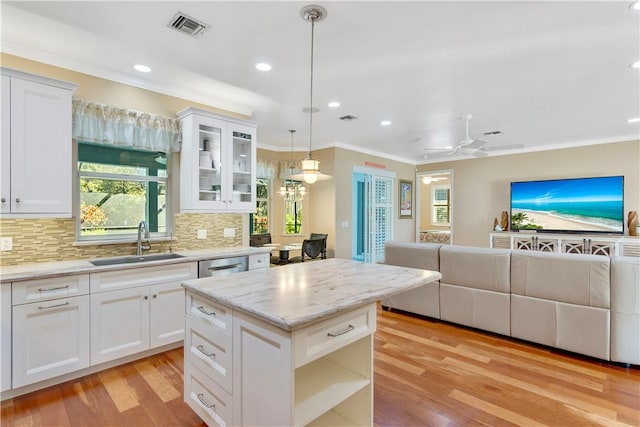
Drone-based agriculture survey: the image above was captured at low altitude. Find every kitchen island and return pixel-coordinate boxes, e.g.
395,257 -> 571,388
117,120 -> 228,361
182,258 -> 441,427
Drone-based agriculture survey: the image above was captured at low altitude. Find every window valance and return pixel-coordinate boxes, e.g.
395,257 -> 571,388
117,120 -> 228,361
256,159 -> 278,179
72,99 -> 181,153
279,160 -> 303,180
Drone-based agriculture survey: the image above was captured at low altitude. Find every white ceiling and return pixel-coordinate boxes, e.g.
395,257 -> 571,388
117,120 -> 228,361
2,1 -> 639,164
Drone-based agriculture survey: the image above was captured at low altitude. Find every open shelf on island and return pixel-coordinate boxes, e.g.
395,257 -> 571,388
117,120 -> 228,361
294,354 -> 370,426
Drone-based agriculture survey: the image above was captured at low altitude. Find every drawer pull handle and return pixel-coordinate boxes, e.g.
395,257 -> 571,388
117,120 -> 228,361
197,393 -> 216,409
38,302 -> 69,310
38,285 -> 69,292
207,263 -> 243,271
197,345 -> 216,358
197,306 -> 216,316
327,324 -> 355,337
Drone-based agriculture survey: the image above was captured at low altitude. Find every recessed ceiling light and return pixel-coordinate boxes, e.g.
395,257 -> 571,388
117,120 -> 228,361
444,146 -> 454,149
632,61 -> 640,69
256,63 -> 272,71
628,117 -> 640,123
380,120 -> 392,126
632,1 -> 640,10
328,101 -> 340,108
134,64 -> 151,73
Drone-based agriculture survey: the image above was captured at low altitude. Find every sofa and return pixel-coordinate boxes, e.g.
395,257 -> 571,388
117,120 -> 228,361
381,241 -> 640,365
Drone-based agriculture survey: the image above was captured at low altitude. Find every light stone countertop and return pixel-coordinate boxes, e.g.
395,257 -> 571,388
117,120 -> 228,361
182,258 -> 442,331
0,246 -> 271,283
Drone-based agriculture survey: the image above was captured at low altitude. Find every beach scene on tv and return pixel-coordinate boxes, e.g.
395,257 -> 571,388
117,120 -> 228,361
510,176 -> 624,233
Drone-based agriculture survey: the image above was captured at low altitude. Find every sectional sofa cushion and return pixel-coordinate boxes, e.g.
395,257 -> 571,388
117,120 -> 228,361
610,256 -> 640,364
439,245 -> 511,335
382,241 -> 441,271
381,242 -> 441,318
439,245 -> 511,293
511,251 -> 610,309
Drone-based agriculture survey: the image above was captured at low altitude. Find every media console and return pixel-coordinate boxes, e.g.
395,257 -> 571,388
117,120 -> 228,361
489,231 -> 640,257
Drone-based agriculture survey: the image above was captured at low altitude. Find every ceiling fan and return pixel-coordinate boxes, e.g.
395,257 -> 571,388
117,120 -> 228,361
421,114 -> 523,159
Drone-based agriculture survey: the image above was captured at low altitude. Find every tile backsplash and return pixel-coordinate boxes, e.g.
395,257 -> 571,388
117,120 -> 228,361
0,213 -> 243,266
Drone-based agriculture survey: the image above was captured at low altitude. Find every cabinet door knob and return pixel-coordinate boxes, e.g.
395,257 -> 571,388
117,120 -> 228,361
15,198 -> 20,203
144,295 -> 149,300
1,198 -> 5,203
153,294 -> 157,299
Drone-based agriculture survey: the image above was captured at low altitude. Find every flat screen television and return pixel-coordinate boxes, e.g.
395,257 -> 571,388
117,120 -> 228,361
510,175 -> 624,234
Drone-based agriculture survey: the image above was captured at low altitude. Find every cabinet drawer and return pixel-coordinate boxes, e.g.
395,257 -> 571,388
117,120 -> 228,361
91,262 -> 197,293
293,303 -> 376,368
186,292 -> 232,336
249,253 -> 269,270
186,317 -> 232,393
12,274 -> 89,305
185,361 -> 233,427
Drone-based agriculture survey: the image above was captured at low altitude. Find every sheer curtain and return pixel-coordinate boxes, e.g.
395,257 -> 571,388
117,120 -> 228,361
72,99 -> 181,152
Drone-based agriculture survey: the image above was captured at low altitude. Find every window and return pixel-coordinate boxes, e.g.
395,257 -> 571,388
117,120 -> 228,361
251,178 -> 270,234
77,142 -> 167,239
285,200 -> 303,234
431,185 -> 451,225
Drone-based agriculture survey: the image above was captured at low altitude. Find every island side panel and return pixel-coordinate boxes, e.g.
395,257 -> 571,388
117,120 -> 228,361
233,310 -> 294,426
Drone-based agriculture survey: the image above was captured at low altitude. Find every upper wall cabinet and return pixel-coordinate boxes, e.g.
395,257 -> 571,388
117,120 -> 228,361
1,68 -> 77,217
178,108 -> 256,213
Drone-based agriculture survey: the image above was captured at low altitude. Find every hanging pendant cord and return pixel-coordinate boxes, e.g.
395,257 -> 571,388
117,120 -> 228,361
308,16 -> 315,159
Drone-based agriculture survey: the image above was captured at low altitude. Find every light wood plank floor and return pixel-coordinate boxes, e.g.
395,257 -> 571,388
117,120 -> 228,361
2,308 -> 638,426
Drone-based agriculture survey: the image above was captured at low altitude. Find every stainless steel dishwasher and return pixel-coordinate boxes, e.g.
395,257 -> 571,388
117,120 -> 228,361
198,256 -> 248,277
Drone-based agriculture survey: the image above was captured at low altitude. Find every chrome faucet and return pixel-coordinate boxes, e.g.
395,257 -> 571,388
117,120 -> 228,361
137,221 -> 151,256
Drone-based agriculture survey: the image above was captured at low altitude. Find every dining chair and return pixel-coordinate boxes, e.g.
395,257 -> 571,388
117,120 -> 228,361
309,233 -> 328,259
288,238 -> 325,263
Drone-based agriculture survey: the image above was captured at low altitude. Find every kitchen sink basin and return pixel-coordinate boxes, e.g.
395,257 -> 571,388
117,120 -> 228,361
89,253 -> 185,266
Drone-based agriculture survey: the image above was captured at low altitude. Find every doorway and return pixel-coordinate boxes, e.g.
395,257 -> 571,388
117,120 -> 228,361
415,170 -> 453,245
352,167 -> 395,263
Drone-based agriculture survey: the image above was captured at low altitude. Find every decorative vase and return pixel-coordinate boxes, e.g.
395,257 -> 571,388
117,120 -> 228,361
501,211 -> 509,231
628,211 -> 638,237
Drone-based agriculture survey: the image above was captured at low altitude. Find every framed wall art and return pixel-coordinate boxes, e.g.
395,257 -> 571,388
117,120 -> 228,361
399,179 -> 413,219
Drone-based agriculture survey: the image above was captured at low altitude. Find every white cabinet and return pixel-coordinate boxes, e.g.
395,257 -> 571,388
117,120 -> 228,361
490,232 -> 638,257
184,294 -> 375,426
0,68 -> 77,216
1,285 -> 11,392
11,275 -> 90,388
178,107 -> 257,213
90,262 -> 197,364
249,253 -> 270,270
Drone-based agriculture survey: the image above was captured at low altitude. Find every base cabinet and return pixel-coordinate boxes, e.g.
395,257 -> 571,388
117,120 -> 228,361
90,286 -> 150,364
91,264 -> 197,365
185,296 -> 375,426
1,285 -> 11,392
12,295 -> 90,388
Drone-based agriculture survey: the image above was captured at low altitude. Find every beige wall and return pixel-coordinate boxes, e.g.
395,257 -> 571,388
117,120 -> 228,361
1,54 -> 251,265
418,140 -> 640,247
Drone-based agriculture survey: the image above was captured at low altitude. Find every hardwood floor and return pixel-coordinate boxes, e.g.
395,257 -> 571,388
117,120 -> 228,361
2,308 -> 638,426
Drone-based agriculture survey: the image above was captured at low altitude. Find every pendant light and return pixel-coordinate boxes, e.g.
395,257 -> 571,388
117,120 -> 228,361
279,130 -> 306,200
288,5 -> 332,184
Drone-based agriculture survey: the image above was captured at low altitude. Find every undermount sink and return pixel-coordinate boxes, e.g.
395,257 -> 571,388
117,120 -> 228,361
89,253 -> 185,266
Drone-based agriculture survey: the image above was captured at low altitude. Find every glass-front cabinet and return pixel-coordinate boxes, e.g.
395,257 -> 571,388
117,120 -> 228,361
178,108 -> 256,212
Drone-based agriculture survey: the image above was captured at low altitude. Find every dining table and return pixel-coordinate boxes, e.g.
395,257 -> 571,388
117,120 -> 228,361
263,243 -> 302,264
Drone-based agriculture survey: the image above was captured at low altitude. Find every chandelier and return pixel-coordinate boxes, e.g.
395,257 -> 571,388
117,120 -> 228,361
280,129 -> 306,200
288,5 -> 332,185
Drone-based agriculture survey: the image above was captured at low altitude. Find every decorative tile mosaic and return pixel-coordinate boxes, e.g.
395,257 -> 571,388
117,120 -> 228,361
0,213 -> 243,266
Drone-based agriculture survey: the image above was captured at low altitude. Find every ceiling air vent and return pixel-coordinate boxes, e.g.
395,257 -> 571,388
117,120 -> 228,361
339,115 -> 358,121
168,12 -> 210,38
